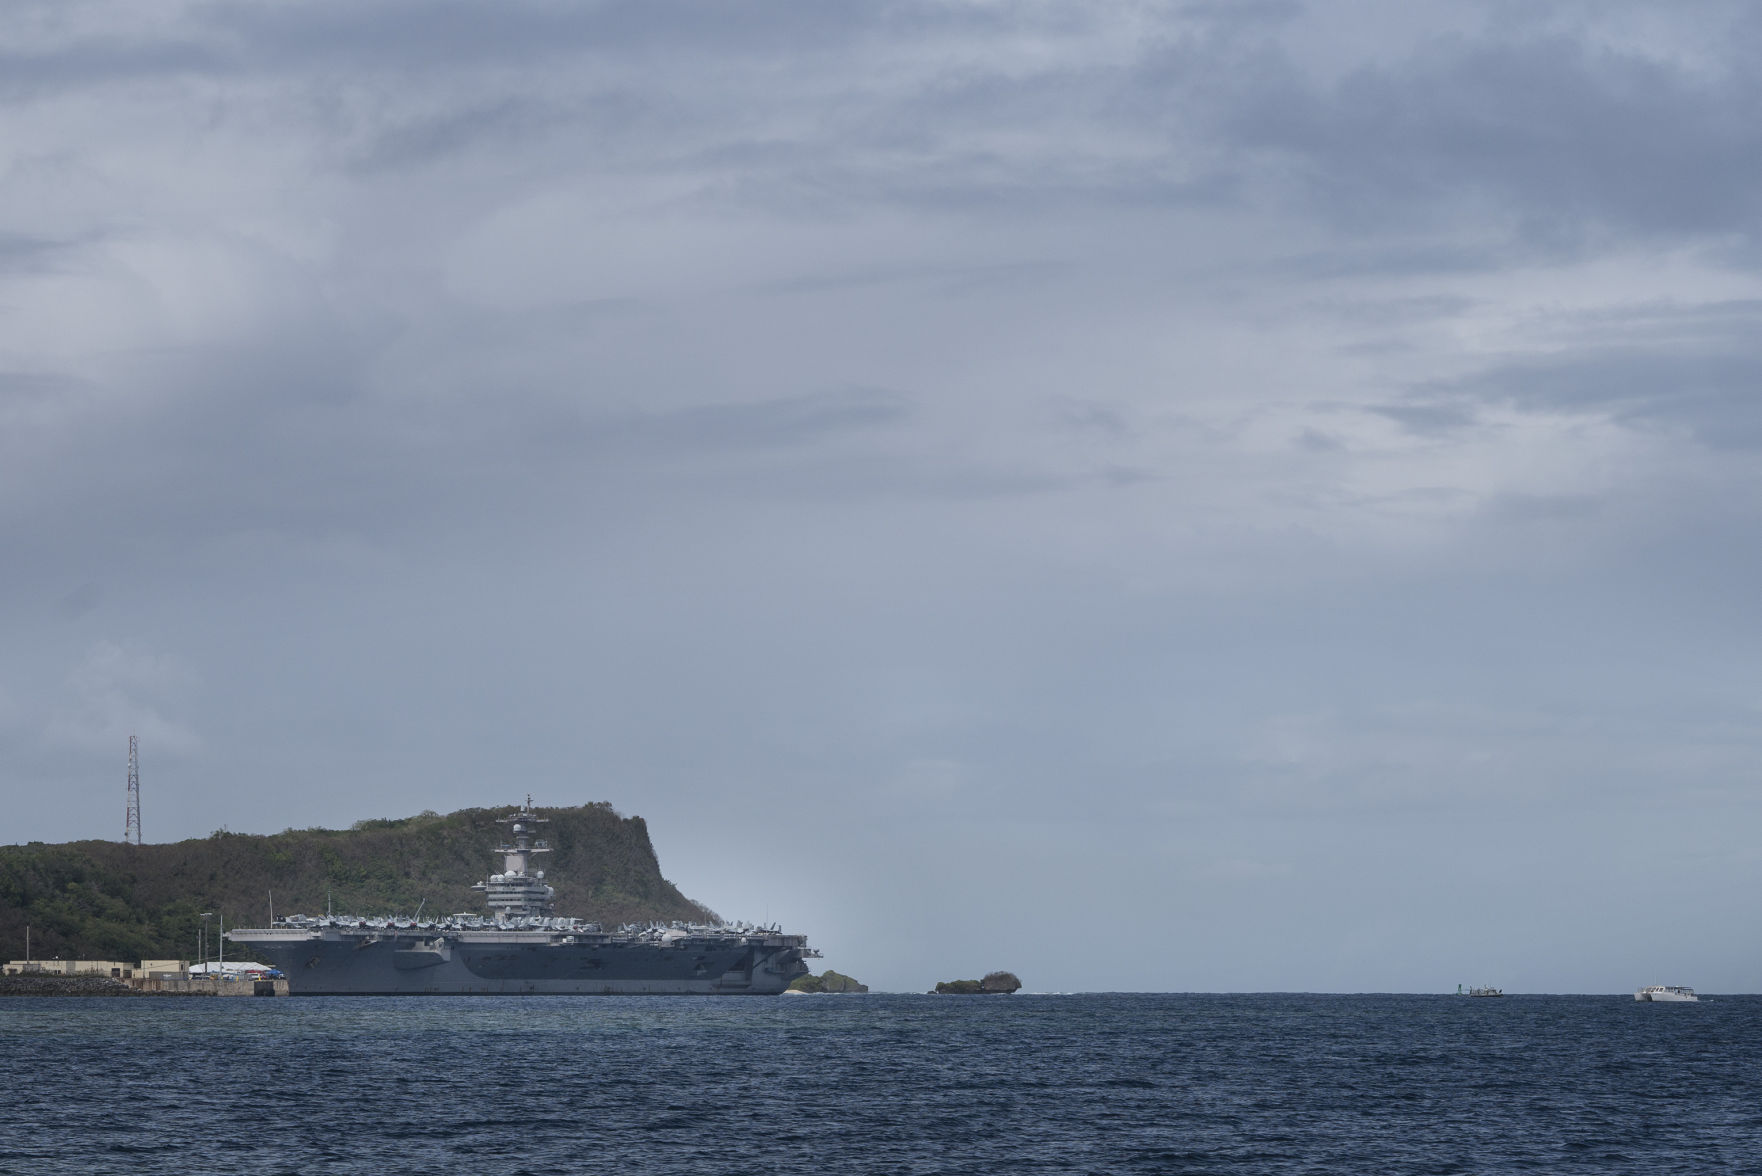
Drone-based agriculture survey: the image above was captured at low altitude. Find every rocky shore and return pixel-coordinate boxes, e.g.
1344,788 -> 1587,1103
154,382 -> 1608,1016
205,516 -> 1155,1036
0,974 -> 147,997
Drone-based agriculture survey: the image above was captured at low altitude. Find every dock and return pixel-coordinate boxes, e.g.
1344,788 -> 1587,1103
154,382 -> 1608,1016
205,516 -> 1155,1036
2,959 -> 289,997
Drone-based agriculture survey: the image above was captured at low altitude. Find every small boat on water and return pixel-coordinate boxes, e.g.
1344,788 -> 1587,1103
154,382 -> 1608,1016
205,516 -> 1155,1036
1458,984 -> 1503,997
1634,985 -> 1697,1002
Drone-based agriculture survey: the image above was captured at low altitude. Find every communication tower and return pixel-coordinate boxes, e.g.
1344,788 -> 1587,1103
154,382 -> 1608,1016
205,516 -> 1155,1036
123,735 -> 141,846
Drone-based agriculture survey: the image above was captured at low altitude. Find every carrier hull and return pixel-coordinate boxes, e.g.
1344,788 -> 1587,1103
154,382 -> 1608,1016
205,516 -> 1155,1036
232,927 -> 812,996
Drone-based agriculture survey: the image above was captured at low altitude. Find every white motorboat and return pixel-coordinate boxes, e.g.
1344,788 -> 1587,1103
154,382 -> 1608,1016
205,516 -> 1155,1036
1634,985 -> 1697,1002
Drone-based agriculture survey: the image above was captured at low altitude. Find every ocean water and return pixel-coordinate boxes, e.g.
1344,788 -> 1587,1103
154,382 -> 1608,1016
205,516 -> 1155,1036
3,993 -> 1758,1174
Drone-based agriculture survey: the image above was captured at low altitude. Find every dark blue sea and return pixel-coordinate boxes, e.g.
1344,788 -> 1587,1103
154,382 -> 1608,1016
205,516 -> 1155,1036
4,993 -> 1759,1174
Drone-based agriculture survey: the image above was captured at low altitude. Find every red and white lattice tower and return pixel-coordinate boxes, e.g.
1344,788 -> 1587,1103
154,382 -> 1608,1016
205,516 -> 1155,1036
123,735 -> 141,846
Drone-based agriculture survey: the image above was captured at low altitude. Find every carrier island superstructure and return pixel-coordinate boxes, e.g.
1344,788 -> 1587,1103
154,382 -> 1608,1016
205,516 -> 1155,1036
227,802 -> 816,995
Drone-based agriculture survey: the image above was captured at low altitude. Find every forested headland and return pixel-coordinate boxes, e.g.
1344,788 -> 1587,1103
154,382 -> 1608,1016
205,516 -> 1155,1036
0,803 -> 713,963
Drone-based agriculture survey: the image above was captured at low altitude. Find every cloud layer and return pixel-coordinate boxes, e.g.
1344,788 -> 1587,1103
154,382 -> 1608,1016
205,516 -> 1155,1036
3,0 -> 1761,991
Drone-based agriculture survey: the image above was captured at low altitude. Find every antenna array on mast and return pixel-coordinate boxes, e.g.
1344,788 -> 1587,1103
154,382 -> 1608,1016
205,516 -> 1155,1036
123,735 -> 141,846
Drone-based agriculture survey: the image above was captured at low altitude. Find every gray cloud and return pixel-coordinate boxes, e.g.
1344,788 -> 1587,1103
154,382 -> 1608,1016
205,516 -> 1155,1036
0,37 -> 222,100
634,387 -> 908,446
0,232 -> 86,274
1462,348 -> 1762,448
1229,28 -> 1762,242
346,99 -> 559,174
1379,299 -> 1762,448
1368,401 -> 1480,436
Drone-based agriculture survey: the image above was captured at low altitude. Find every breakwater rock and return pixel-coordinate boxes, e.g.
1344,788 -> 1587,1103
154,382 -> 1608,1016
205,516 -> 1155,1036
0,974 -> 143,997
933,971 -> 1021,994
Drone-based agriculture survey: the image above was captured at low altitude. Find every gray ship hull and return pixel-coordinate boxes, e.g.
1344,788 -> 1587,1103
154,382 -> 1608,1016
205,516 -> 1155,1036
234,928 -> 811,996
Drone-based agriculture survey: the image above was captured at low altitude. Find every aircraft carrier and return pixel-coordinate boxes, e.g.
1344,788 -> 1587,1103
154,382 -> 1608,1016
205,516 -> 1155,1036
225,801 -> 816,995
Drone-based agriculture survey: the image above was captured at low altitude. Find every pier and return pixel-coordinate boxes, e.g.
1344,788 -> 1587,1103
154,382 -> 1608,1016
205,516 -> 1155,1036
2,959 -> 289,996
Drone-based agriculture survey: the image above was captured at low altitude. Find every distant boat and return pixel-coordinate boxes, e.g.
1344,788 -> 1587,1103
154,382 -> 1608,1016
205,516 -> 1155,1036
1634,985 -> 1697,1002
1458,984 -> 1504,997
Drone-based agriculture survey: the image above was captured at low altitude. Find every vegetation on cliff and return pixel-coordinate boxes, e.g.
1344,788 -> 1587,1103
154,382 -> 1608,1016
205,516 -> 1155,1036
0,803 -> 713,964
788,969 -> 868,993
933,971 -> 1021,994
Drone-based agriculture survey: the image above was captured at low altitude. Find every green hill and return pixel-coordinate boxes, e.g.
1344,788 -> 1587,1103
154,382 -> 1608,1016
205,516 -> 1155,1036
0,802 -> 714,964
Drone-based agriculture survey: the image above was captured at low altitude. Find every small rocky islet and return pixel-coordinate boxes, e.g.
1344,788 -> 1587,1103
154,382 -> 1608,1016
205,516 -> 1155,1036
932,971 -> 1021,994
786,969 -> 869,994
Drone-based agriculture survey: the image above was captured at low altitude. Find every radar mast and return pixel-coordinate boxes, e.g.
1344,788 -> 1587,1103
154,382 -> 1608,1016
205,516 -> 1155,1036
471,796 -> 556,917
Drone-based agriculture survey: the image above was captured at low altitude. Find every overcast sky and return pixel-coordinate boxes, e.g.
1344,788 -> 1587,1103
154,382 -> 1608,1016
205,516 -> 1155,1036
4,0 -> 1761,992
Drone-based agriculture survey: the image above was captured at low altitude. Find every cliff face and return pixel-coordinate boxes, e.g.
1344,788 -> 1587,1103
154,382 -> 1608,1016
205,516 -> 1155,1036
0,803 -> 713,964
